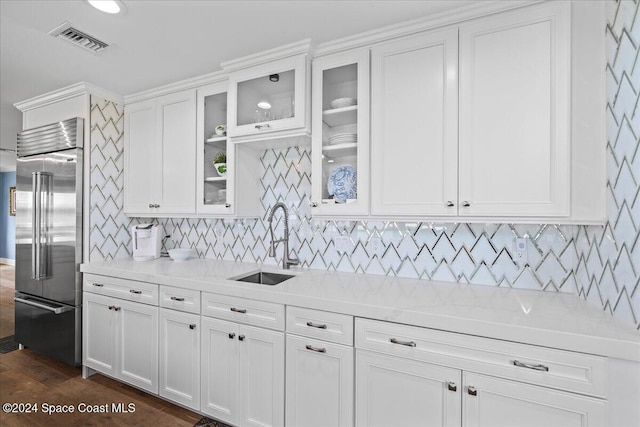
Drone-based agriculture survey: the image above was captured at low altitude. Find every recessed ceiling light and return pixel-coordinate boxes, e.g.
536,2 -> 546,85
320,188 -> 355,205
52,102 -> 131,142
88,0 -> 126,14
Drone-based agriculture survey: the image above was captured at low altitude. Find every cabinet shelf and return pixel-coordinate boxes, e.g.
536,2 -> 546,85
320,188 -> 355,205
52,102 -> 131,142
205,176 -> 227,182
206,136 -> 227,144
322,142 -> 357,158
322,106 -> 357,127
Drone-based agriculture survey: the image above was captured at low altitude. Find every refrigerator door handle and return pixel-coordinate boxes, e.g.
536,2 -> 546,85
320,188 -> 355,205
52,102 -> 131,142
14,297 -> 72,315
31,172 -> 39,280
32,171 -> 52,281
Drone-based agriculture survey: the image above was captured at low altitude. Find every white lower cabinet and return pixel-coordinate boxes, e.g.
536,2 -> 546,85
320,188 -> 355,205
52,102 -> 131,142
462,372 -> 606,427
354,318 -> 608,427
159,308 -> 200,411
356,349 -> 461,427
201,316 -> 285,427
286,334 -> 354,427
83,291 -> 158,394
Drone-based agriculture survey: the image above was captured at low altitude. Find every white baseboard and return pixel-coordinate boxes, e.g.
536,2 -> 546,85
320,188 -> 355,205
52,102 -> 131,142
0,258 -> 15,266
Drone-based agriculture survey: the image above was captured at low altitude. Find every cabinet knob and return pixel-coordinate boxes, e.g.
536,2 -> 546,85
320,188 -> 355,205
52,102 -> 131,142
311,202 -> 318,207
155,204 -> 160,208
189,324 -> 196,330
108,305 -> 115,311
148,204 -> 154,208
228,333 -> 236,339
446,201 -> 455,207
467,386 -> 477,396
462,201 -> 471,207
225,203 -> 231,208
114,306 -> 121,311
447,382 -> 457,392
238,335 -> 245,341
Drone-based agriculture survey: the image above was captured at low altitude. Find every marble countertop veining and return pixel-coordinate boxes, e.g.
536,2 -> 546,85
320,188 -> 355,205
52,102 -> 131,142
80,258 -> 640,362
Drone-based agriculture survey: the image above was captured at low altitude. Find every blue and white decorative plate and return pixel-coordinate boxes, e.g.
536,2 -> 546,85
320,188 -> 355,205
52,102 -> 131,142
328,165 -> 357,202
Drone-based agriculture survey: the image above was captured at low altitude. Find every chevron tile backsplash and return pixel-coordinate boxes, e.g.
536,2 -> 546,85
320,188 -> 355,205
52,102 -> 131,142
88,0 -> 640,330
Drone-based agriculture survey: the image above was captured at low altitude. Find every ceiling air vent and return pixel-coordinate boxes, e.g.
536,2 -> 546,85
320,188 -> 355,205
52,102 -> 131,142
49,22 -> 108,53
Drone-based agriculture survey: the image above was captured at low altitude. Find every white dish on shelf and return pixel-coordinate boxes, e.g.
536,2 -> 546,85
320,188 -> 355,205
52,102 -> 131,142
168,248 -> 193,262
330,98 -> 357,109
329,133 -> 357,145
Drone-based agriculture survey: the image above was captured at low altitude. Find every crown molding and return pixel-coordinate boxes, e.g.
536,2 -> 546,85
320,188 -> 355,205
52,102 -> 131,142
14,82 -> 123,111
314,0 -> 543,57
221,39 -> 312,72
124,70 -> 227,104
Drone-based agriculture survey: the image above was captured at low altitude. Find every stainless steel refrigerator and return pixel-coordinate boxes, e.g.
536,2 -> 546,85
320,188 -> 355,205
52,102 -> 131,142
14,117 -> 84,366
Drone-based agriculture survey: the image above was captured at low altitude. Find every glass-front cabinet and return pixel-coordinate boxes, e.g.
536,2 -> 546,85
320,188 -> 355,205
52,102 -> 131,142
197,82 -> 234,215
224,42 -> 311,141
311,48 -> 370,216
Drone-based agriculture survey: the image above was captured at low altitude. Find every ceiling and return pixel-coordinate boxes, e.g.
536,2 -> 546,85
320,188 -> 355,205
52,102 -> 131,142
0,0 -> 479,171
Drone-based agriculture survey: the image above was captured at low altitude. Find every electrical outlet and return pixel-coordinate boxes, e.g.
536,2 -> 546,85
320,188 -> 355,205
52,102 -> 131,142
514,237 -> 527,266
335,236 -> 350,253
369,236 -> 382,255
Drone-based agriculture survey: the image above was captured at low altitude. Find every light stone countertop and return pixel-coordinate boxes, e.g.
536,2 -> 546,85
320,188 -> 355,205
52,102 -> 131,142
81,258 -> 640,362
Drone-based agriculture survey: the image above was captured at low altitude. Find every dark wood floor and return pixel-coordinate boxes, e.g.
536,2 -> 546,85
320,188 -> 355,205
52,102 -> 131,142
0,264 -> 202,427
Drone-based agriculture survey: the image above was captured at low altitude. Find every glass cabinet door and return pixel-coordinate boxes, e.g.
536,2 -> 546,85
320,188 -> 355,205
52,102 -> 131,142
311,49 -> 369,216
227,54 -> 309,138
197,82 -> 234,215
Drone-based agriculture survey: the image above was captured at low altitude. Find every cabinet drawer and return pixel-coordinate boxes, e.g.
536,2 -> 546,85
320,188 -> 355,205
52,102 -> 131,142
84,274 -> 158,306
159,285 -> 200,314
286,306 -> 353,345
201,292 -> 284,331
355,318 -> 606,397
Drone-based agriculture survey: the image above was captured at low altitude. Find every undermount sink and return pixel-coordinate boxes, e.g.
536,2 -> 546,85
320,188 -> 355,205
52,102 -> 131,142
232,271 -> 295,286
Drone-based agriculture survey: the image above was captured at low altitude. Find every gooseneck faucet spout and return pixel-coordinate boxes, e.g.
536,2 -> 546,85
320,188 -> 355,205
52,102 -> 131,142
268,202 -> 299,269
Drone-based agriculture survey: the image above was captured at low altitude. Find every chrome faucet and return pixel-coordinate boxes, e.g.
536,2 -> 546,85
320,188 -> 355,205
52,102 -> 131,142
267,202 -> 299,269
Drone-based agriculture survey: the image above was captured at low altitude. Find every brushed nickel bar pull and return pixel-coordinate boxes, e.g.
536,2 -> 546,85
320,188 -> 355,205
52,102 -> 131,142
230,307 -> 247,313
512,360 -> 549,372
305,345 -> 326,353
31,172 -> 38,280
390,338 -> 416,347
129,289 -> 142,294
170,296 -> 185,301
92,283 -> 104,287
306,321 -> 327,329
14,297 -> 71,315
255,124 -> 271,129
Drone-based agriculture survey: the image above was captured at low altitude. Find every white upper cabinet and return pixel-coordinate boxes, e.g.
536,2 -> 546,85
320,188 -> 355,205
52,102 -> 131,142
124,89 -> 197,216
371,28 -> 458,217
196,83 -> 262,217
223,40 -> 311,143
458,2 -> 570,217
311,48 -> 370,217
197,82 -> 234,215
367,1 -> 596,223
